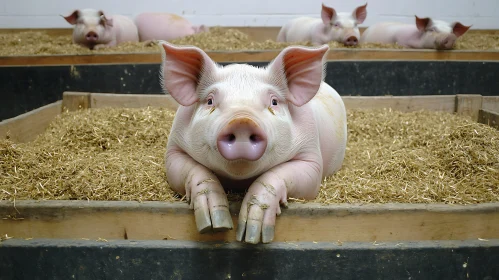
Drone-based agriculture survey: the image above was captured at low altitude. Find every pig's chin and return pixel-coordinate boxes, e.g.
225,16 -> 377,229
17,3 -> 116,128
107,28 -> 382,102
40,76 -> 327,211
212,158 -> 265,180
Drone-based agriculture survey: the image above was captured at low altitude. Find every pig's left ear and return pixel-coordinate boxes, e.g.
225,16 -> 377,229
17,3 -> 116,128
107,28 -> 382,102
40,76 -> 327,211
158,41 -> 218,106
62,10 -> 79,25
452,22 -> 471,37
353,3 -> 368,24
268,45 -> 329,107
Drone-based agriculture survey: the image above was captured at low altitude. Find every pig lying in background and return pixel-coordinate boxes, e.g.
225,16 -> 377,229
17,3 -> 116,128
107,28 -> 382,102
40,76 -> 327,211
277,3 -> 367,46
159,41 -> 347,244
135,13 -> 209,42
360,16 -> 471,50
63,9 -> 139,50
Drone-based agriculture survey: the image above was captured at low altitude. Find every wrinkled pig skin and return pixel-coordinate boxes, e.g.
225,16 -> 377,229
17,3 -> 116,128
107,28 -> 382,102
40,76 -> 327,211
159,41 -> 347,244
360,15 -> 471,50
277,3 -> 367,46
62,9 -> 139,50
135,13 -> 209,42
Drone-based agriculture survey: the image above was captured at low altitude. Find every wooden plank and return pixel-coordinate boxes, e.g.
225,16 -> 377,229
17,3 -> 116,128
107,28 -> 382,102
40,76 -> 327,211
0,101 -> 61,143
456,94 -> 483,121
2,49 -> 499,66
1,200 -> 498,242
61,91 -> 90,112
342,95 -> 457,113
90,93 -> 179,111
482,96 -> 499,113
478,109 -> 499,129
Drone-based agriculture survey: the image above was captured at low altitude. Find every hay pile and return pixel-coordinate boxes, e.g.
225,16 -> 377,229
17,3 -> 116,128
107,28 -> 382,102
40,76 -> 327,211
1,107 -> 498,205
0,27 -> 498,56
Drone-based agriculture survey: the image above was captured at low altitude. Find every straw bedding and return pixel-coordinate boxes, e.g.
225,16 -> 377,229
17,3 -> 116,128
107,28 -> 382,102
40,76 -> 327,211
0,27 -> 498,56
1,107 -> 498,205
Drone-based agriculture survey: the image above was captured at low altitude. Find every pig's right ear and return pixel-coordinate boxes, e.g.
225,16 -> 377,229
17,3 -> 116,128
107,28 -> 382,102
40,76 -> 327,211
415,15 -> 431,32
321,3 -> 336,25
158,41 -> 217,106
268,45 -> 329,107
62,10 -> 79,25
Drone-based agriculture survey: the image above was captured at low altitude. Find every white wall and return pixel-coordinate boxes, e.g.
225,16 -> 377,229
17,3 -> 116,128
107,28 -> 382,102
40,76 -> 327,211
1,0 -> 498,29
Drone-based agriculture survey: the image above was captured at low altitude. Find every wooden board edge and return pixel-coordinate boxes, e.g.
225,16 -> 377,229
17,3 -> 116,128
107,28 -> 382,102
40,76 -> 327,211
62,91 -> 91,112
1,200 -> 498,242
455,94 -> 483,121
2,49 -> 499,66
482,96 -> 499,113
478,109 -> 499,129
1,200 -> 498,215
0,100 -> 62,143
89,92 -> 179,112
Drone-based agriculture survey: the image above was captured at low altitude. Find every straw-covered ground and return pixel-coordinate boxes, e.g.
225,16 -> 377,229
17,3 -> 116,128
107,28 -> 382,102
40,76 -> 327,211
1,107 -> 498,205
0,27 -> 498,56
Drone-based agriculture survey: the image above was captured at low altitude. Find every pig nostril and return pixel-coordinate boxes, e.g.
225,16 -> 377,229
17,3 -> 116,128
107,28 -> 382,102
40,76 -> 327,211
249,134 -> 261,143
226,134 -> 236,143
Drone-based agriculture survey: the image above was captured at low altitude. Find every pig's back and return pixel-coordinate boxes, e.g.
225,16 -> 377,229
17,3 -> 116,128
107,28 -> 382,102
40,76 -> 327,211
360,22 -> 408,44
279,17 -> 320,42
111,15 -> 139,44
135,13 -> 195,41
310,82 -> 347,176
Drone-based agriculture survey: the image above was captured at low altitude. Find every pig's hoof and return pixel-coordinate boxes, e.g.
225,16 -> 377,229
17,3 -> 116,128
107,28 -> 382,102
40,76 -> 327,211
195,207 -> 212,233
262,225 -> 275,244
244,220 -> 262,244
144,40 -> 159,47
211,209 -> 233,232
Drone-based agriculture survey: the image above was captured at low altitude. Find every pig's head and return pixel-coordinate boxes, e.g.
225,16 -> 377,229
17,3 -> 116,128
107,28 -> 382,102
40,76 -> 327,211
62,9 -> 114,50
415,16 -> 471,50
321,3 -> 367,46
159,41 -> 329,180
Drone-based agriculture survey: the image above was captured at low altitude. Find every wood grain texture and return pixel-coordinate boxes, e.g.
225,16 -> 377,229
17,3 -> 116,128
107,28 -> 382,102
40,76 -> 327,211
478,109 -> 499,129
61,91 -> 90,112
456,94 -> 483,121
342,95 -> 457,112
1,200 -> 498,242
0,101 -> 61,143
482,96 -> 499,113
2,49 -> 499,66
90,93 -> 179,112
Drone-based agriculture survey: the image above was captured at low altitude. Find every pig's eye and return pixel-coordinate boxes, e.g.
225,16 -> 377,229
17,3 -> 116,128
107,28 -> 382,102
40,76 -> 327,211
271,98 -> 278,106
333,22 -> 340,27
207,98 -> 213,105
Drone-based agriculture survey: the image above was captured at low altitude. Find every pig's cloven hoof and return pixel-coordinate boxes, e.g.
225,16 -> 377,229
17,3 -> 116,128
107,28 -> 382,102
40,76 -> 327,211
194,205 -> 233,233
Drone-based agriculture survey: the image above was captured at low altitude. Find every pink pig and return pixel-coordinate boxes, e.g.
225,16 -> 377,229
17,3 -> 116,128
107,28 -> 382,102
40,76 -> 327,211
62,9 -> 139,50
360,16 -> 471,50
159,41 -> 347,244
277,3 -> 368,46
134,13 -> 209,42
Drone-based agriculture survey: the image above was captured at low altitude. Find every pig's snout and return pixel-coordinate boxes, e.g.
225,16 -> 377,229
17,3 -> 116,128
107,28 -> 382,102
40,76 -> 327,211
217,117 -> 267,161
441,37 -> 455,49
344,36 -> 358,46
85,31 -> 99,42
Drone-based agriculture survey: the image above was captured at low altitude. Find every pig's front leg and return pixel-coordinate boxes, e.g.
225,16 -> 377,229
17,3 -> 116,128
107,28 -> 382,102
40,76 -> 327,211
165,147 -> 234,233
236,157 -> 322,244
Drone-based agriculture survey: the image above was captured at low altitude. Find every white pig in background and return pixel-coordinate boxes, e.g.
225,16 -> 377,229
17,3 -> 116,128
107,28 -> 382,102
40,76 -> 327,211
277,3 -> 368,46
135,13 -> 209,42
62,9 -> 139,50
360,16 -> 471,50
159,41 -> 347,244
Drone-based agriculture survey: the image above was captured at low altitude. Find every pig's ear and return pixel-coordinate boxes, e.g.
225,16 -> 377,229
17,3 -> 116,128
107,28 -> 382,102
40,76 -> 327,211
452,22 -> 471,37
62,10 -> 79,25
268,45 -> 329,107
158,41 -> 217,106
321,3 -> 336,25
415,16 -> 431,32
353,3 -> 368,24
